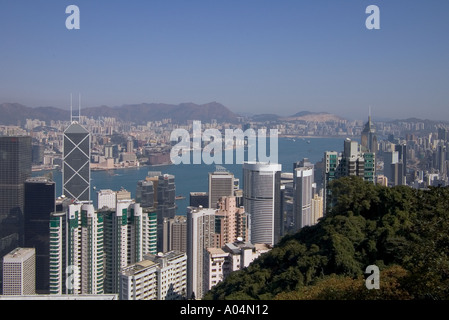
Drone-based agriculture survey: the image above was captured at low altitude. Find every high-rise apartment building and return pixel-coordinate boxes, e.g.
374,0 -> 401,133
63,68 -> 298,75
119,251 -> 187,300
63,122 -> 90,202
186,207 -> 219,299
24,177 -> 55,294
214,196 -> 249,247
243,162 -> 282,246
208,171 -> 235,209
65,202 -> 104,295
0,136 -> 32,262
169,216 -> 187,253
311,194 -> 324,225
49,211 -> 66,295
2,247 -> 36,296
102,200 -> 143,294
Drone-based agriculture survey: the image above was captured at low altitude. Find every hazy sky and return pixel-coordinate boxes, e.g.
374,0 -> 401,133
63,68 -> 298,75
1,0 -> 448,121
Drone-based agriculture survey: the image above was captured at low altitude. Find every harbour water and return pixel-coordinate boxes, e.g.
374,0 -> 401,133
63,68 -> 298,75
33,137 -> 347,215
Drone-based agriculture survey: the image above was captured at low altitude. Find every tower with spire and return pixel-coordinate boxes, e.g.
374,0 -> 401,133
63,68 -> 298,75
62,94 -> 91,202
361,107 -> 378,154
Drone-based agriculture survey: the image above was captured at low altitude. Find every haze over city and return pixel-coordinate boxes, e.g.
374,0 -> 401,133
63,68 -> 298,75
1,0 -> 448,121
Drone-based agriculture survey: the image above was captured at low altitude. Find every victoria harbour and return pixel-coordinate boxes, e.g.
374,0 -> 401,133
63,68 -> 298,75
33,137 -> 347,214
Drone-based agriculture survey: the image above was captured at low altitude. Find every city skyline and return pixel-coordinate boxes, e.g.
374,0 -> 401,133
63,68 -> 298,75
1,1 -> 449,121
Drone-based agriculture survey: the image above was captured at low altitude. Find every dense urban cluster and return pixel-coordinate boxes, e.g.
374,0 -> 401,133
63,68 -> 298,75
1,112 -> 449,300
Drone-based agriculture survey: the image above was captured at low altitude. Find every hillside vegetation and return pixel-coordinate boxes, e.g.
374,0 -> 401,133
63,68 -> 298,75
204,176 -> 449,300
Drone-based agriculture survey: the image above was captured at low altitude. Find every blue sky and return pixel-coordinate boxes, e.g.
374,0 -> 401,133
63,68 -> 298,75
1,0 -> 448,121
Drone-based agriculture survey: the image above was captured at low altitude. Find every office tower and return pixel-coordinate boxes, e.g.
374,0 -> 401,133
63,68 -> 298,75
31,144 -> 44,165
0,136 -> 32,262
66,202 -> 104,295
395,144 -> 407,183
243,162 -> 282,246
208,171 -> 235,209
293,164 -> 314,230
119,251 -> 187,300
63,121 -> 91,202
156,174 -> 176,252
186,207 -> 219,299
384,148 -> 406,187
136,180 -> 154,209
384,151 -> 399,186
361,113 -> 378,153
323,151 -> 339,214
279,173 -> 294,236
189,192 -> 209,208
437,143 -> 446,176
170,216 -> 187,253
97,189 -> 117,210
391,162 -> 405,186
438,128 -> 448,142
2,247 -> 36,296
215,196 -> 249,247
24,177 -> 55,294
102,200 -> 143,294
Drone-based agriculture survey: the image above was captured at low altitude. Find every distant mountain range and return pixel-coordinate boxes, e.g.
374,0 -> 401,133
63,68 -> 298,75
0,102 -> 239,125
0,102 -> 442,126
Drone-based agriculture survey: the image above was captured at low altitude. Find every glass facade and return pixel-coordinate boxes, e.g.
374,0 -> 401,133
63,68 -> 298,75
63,123 -> 90,202
24,177 -> 55,294
0,136 -> 32,264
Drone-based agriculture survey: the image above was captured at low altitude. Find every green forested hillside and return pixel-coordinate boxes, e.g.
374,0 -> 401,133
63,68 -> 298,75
204,176 -> 449,300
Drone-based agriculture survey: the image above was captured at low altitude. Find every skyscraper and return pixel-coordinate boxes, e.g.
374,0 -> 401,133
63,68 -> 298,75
0,136 -> 32,263
170,215 -> 187,253
361,113 -> 378,153
243,162 -> 282,246
2,247 -> 36,296
215,196 -> 249,247
186,206 -> 218,299
63,122 -> 91,202
208,171 -> 235,209
102,200 -> 143,294
65,202 -> 104,295
323,139 -> 376,212
136,180 -> 155,209
24,177 -> 56,294
395,144 -> 407,183
157,174 -> 176,252
293,164 -> 314,230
